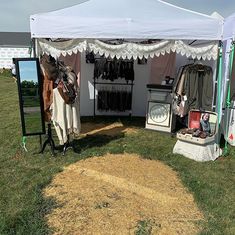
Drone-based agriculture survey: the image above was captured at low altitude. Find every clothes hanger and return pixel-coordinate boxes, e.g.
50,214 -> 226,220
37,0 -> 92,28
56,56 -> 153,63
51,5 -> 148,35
192,59 -> 205,71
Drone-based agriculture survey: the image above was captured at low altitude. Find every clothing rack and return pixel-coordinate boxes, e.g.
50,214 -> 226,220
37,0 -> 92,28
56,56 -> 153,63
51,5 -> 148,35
172,63 -> 213,118
93,80 -> 134,117
94,82 -> 133,85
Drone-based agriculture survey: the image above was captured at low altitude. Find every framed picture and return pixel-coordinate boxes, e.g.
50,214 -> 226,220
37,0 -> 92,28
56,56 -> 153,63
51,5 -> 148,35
147,101 -> 171,127
15,58 -> 46,136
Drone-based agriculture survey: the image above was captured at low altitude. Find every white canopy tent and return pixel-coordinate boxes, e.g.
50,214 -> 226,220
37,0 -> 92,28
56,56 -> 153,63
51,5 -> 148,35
223,13 -> 235,41
223,12 -> 235,92
30,0 -> 224,62
29,0 -> 225,117
29,0 -> 225,116
30,0 -> 223,40
222,13 -> 235,147
29,0 -> 225,161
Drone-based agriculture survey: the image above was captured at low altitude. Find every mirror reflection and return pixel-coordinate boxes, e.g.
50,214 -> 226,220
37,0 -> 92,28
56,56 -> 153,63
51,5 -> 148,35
17,59 -> 45,135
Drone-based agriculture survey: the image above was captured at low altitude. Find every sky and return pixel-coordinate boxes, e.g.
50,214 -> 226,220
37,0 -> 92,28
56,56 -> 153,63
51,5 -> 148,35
0,0 -> 235,32
19,60 -> 38,82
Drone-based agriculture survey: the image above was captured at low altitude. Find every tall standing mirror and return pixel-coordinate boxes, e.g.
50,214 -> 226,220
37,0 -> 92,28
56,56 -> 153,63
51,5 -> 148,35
15,58 -> 45,136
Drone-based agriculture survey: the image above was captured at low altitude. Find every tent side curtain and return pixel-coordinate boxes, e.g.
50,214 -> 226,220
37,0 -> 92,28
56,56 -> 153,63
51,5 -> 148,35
38,39 -> 219,61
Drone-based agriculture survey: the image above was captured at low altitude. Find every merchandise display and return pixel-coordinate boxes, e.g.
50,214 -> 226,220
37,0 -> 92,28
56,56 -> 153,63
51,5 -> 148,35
94,58 -> 134,82
172,63 -> 213,118
173,110 -> 221,161
145,85 -> 173,132
176,110 -> 217,145
93,57 -> 134,116
40,54 -> 81,150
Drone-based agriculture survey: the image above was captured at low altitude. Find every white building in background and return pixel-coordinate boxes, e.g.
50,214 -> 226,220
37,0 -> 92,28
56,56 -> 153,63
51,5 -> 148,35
0,32 -> 31,68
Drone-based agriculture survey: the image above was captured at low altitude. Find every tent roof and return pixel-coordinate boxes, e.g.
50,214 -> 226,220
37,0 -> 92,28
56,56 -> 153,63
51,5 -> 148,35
30,0 -> 223,40
224,12 -> 235,40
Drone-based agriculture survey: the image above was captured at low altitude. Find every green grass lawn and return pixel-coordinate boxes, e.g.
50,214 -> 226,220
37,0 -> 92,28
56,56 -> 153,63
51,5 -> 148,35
24,111 -> 43,134
0,72 -> 234,235
22,96 -> 41,107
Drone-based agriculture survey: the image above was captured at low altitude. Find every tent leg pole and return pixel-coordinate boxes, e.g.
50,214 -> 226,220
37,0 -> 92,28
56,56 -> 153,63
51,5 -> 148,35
224,41 -> 235,156
215,41 -> 223,150
32,38 -> 36,58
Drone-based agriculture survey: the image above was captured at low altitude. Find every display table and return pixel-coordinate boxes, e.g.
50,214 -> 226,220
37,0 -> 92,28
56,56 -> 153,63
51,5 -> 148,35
173,140 -> 221,161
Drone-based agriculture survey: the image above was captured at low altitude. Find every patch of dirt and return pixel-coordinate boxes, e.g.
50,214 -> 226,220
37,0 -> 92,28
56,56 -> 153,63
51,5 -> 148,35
80,122 -> 137,137
44,154 -> 204,235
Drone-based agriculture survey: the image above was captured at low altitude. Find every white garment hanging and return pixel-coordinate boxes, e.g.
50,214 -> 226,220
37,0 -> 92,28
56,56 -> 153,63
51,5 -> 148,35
51,87 -> 81,145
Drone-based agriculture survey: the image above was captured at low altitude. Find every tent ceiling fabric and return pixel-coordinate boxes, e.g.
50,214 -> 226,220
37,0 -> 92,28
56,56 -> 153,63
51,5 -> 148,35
38,39 -> 218,60
30,0 -> 223,40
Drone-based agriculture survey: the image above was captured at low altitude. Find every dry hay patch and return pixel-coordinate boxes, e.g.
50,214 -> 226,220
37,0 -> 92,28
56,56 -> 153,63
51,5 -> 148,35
44,153 -> 204,235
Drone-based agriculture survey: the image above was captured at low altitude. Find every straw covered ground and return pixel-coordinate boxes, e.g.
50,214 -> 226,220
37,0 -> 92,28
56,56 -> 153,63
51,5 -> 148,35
44,151 -> 204,235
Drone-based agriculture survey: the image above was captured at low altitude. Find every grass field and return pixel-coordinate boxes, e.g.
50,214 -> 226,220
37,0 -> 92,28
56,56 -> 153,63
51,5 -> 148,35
0,71 -> 234,234
24,111 -> 43,134
22,96 -> 41,107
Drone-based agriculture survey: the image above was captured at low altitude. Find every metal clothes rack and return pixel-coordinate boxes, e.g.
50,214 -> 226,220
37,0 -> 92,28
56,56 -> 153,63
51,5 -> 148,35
93,79 -> 134,117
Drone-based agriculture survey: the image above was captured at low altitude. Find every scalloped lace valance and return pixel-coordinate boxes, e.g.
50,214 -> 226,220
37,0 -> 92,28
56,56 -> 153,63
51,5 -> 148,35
38,39 -> 218,60
38,39 -> 87,57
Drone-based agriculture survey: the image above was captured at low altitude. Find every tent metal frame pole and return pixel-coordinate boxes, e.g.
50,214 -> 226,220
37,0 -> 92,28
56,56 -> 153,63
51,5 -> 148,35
93,78 -> 96,117
212,43 -> 221,112
32,38 -> 36,58
215,41 -> 223,148
34,38 -> 39,57
224,41 -> 235,155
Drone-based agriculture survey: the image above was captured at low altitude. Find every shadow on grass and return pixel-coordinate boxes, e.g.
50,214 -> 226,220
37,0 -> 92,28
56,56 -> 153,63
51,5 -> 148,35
81,116 -> 145,129
38,195 -> 66,234
73,132 -> 125,154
